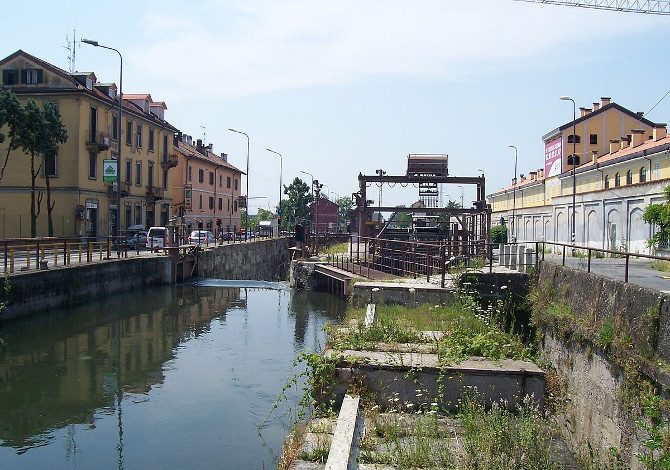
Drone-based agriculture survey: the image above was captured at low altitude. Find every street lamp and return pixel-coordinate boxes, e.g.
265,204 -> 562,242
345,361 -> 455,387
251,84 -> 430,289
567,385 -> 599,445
266,148 -> 283,215
322,183 -> 331,199
507,145 -> 518,242
477,168 -> 485,177
229,128 -> 249,241
560,96 -> 577,248
300,170 -> 314,197
81,38 -> 123,241
457,185 -> 464,209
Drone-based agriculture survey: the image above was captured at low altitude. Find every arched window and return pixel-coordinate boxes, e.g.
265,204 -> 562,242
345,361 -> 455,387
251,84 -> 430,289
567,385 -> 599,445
615,172 -> 621,187
626,170 -> 633,185
605,175 -> 610,189
640,167 -> 647,183
567,134 -> 581,144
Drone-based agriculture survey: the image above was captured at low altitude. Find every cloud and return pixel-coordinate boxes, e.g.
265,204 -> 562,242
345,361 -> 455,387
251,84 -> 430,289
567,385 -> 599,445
129,0 -> 660,101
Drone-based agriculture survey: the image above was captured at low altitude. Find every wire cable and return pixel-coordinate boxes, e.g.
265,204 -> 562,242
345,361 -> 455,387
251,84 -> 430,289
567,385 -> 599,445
647,88 -> 670,116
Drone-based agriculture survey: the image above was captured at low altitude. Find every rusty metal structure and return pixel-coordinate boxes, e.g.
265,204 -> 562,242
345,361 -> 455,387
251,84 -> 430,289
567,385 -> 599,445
352,154 -> 491,257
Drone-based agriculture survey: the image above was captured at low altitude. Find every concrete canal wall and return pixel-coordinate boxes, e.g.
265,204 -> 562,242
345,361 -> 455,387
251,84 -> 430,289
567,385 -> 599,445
2,237 -> 292,319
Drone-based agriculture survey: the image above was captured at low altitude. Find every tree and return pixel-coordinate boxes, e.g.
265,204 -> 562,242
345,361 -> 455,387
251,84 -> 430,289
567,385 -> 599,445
257,208 -> 274,221
643,185 -> 670,249
490,224 -> 508,243
394,206 -> 412,228
0,86 -> 22,182
40,102 -> 67,236
335,196 -> 353,232
281,177 -> 314,229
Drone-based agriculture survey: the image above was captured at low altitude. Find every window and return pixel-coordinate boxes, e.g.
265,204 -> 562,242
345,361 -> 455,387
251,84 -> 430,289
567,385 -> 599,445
163,169 -> 168,190
198,169 -> 204,183
2,69 -> 18,85
89,152 -> 97,178
234,178 -> 238,190
590,134 -> 597,145
135,205 -> 142,226
199,194 -> 203,209
605,175 -> 610,189
209,171 -> 214,185
148,129 -> 154,151
209,197 -> 214,210
148,161 -> 154,186
162,135 -> 168,160
126,121 -> 132,145
188,166 -> 192,182
112,115 -> 119,140
218,198 -> 222,210
43,152 -> 57,177
614,172 -> 621,187
234,200 -> 238,212
219,175 -> 223,187
626,170 -> 633,185
21,69 -> 43,84
655,161 -> 660,180
227,176 -> 231,189
567,134 -> 581,144
125,205 -> 132,228
125,159 -> 132,184
135,161 -> 142,185
136,125 -> 143,148
227,199 -> 230,211
640,167 -> 647,183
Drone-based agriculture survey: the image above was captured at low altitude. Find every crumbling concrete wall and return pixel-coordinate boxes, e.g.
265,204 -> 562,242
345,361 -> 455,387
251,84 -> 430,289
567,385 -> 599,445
197,237 -> 291,280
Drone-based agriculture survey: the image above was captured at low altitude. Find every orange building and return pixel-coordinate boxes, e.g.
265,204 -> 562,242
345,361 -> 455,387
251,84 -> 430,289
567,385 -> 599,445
171,133 -> 243,234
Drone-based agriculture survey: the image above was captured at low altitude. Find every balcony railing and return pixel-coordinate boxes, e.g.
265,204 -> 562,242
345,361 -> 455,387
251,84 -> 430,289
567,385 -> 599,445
107,181 -> 130,198
146,185 -> 165,200
86,130 -> 112,152
161,153 -> 178,169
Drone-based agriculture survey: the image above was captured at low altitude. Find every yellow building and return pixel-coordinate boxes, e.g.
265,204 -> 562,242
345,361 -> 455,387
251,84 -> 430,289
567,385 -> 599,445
0,50 -> 179,238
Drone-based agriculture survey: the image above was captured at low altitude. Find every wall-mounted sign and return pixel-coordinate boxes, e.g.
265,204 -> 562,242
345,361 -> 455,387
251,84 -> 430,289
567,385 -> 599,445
184,184 -> 192,211
544,136 -> 563,178
238,195 -> 247,209
102,160 -> 118,182
85,201 -> 98,209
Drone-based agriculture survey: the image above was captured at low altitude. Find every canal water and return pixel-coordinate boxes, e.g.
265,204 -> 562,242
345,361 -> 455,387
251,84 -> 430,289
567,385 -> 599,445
0,281 -> 346,469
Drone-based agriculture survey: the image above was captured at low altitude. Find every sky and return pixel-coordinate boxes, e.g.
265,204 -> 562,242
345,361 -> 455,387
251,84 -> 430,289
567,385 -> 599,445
2,0 -> 670,213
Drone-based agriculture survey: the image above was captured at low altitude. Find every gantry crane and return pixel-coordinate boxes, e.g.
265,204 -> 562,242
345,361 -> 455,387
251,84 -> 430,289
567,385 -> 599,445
514,0 -> 670,15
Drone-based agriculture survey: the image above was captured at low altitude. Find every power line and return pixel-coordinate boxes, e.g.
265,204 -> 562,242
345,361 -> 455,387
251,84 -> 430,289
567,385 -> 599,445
647,88 -> 670,116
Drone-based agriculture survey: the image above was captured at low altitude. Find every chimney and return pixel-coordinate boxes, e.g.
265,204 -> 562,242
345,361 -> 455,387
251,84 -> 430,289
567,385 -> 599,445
637,112 -> 645,118
221,152 -> 228,162
620,136 -> 630,151
601,97 -> 611,107
520,174 -> 526,182
512,177 -> 517,186
591,150 -> 598,164
593,102 -> 600,111
173,131 -> 182,146
187,135 -> 192,145
580,107 -> 590,117
196,139 -> 203,153
631,129 -> 646,147
653,124 -> 667,141
538,168 -> 544,179
529,171 -> 537,180
609,139 -> 620,154
207,143 -> 213,153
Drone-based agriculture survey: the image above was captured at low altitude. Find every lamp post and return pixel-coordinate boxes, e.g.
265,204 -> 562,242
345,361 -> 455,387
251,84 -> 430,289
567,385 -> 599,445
266,148 -> 283,215
229,128 -> 249,241
322,183 -> 331,199
81,39 -> 122,241
457,185 -> 464,209
300,170 -> 314,197
560,96 -> 577,248
507,145 -> 518,242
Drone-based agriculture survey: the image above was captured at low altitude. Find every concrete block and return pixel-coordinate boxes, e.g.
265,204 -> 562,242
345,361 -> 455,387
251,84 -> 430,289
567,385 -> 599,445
364,304 -> 377,328
325,394 -> 362,470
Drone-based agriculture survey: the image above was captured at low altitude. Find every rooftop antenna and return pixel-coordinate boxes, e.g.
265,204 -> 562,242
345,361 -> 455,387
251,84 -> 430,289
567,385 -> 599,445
64,29 -> 77,72
200,126 -> 206,143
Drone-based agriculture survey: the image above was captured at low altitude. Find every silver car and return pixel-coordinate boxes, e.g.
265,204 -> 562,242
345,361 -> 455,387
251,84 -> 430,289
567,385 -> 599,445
189,230 -> 216,246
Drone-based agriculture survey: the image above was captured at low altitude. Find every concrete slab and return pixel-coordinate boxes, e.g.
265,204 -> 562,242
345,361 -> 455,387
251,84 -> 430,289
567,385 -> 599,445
325,394 -> 362,470
288,461 -> 325,470
364,304 -> 377,328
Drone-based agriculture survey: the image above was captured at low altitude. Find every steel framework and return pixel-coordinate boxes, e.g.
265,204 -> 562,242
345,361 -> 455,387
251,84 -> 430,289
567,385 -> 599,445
515,0 -> 670,14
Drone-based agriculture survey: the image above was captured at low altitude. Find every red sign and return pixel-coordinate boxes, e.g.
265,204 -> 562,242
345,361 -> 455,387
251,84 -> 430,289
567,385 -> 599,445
544,136 -> 563,177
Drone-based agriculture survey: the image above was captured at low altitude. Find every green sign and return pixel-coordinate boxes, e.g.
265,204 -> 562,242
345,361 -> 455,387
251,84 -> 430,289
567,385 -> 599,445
103,160 -> 118,183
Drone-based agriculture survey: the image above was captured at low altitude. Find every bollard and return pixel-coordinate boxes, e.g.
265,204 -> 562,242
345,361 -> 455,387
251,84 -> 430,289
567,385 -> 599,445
524,247 -> 533,272
9,248 -> 14,273
509,245 -> 518,270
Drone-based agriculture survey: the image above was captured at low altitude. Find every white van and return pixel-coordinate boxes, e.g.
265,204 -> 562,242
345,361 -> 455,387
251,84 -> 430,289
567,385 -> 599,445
146,226 -> 168,250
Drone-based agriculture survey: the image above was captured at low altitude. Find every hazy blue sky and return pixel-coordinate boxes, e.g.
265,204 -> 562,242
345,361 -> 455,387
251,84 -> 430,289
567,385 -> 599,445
3,0 -> 670,212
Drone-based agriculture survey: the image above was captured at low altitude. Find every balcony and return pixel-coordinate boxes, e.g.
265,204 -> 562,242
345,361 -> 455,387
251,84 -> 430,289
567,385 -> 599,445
86,130 -> 112,152
161,153 -> 179,169
107,181 -> 130,199
146,185 -> 165,201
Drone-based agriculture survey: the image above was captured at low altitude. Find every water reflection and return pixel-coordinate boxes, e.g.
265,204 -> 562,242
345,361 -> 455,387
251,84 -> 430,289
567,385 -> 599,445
0,283 -> 345,469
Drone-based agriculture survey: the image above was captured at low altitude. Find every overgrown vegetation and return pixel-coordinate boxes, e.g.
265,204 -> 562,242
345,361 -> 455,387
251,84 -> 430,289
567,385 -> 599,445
322,242 -> 349,255
643,185 -> 670,250
0,274 -> 9,320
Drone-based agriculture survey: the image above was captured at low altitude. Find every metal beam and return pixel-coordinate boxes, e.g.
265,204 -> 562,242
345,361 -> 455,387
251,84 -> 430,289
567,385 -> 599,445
366,206 -> 488,214
514,0 -> 670,15
359,175 -> 484,184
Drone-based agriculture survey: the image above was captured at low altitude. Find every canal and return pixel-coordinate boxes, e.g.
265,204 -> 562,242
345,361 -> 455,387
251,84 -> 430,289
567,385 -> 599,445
0,280 -> 346,469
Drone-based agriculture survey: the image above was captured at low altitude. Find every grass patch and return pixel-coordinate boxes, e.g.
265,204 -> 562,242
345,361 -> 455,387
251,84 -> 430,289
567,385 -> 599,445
597,318 -> 615,351
322,242 -> 349,254
651,260 -> 670,273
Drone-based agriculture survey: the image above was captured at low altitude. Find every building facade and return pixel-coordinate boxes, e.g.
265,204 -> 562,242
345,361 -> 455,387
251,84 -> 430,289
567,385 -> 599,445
171,134 -> 243,235
488,97 -> 669,253
0,50 -> 178,238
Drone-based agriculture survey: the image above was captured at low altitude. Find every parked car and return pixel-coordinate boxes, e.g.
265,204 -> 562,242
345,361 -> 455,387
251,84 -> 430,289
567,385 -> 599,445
146,226 -> 168,250
188,230 -> 216,246
221,231 -> 235,241
126,231 -> 147,250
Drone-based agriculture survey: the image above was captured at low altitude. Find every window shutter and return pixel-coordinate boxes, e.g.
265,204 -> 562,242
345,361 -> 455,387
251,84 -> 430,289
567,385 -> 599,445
37,69 -> 44,83
20,69 -> 27,84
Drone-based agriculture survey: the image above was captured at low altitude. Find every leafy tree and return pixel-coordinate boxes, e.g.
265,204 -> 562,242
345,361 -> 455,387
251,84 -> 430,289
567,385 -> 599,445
281,177 -> 313,229
490,224 -> 508,244
643,185 -> 670,248
257,208 -> 274,221
394,206 -> 412,228
40,103 -> 67,236
335,196 -> 353,232
0,86 -> 22,182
